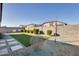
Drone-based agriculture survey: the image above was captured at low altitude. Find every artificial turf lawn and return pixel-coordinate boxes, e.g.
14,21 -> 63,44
10,34 -> 32,47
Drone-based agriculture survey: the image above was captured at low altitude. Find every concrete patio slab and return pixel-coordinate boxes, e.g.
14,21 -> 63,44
11,44 -> 24,51
0,40 -> 5,43
0,43 -> 6,48
6,39 -> 15,42
8,41 -> 19,46
0,48 -> 9,55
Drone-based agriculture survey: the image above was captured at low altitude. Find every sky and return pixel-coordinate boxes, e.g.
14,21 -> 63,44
1,3 -> 79,27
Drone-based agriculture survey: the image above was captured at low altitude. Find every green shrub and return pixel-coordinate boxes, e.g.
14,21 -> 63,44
25,30 -> 27,33
33,29 -> 39,34
47,30 -> 52,35
26,30 -> 27,33
26,30 -> 28,33
25,30 -> 29,33
21,27 -> 26,32
31,30 -> 33,33
28,30 -> 30,33
21,28 -> 26,32
39,31 -> 44,34
21,30 -> 24,32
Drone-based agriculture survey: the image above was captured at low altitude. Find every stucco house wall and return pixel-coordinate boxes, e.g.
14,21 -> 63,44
39,21 -> 67,34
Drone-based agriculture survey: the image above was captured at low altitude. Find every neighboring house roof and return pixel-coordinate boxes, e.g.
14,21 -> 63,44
20,24 -> 37,27
26,24 -> 36,26
19,20 -> 67,28
19,25 -> 27,27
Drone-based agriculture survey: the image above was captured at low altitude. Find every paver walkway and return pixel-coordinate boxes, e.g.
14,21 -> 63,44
0,34 -> 25,56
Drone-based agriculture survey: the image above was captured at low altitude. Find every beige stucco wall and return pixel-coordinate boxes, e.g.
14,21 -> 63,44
0,27 -> 21,33
57,25 -> 78,40
42,24 -> 79,40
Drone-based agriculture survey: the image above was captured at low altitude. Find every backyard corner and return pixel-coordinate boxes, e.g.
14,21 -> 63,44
0,3 -> 79,56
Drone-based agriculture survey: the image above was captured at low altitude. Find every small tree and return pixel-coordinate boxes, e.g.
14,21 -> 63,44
47,30 -> 52,35
33,29 -> 39,34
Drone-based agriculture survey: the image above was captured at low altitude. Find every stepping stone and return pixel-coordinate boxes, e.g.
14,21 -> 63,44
11,44 -> 24,51
0,40 -> 5,43
0,48 -> 9,55
8,41 -> 19,46
6,39 -> 15,42
0,43 -> 6,48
